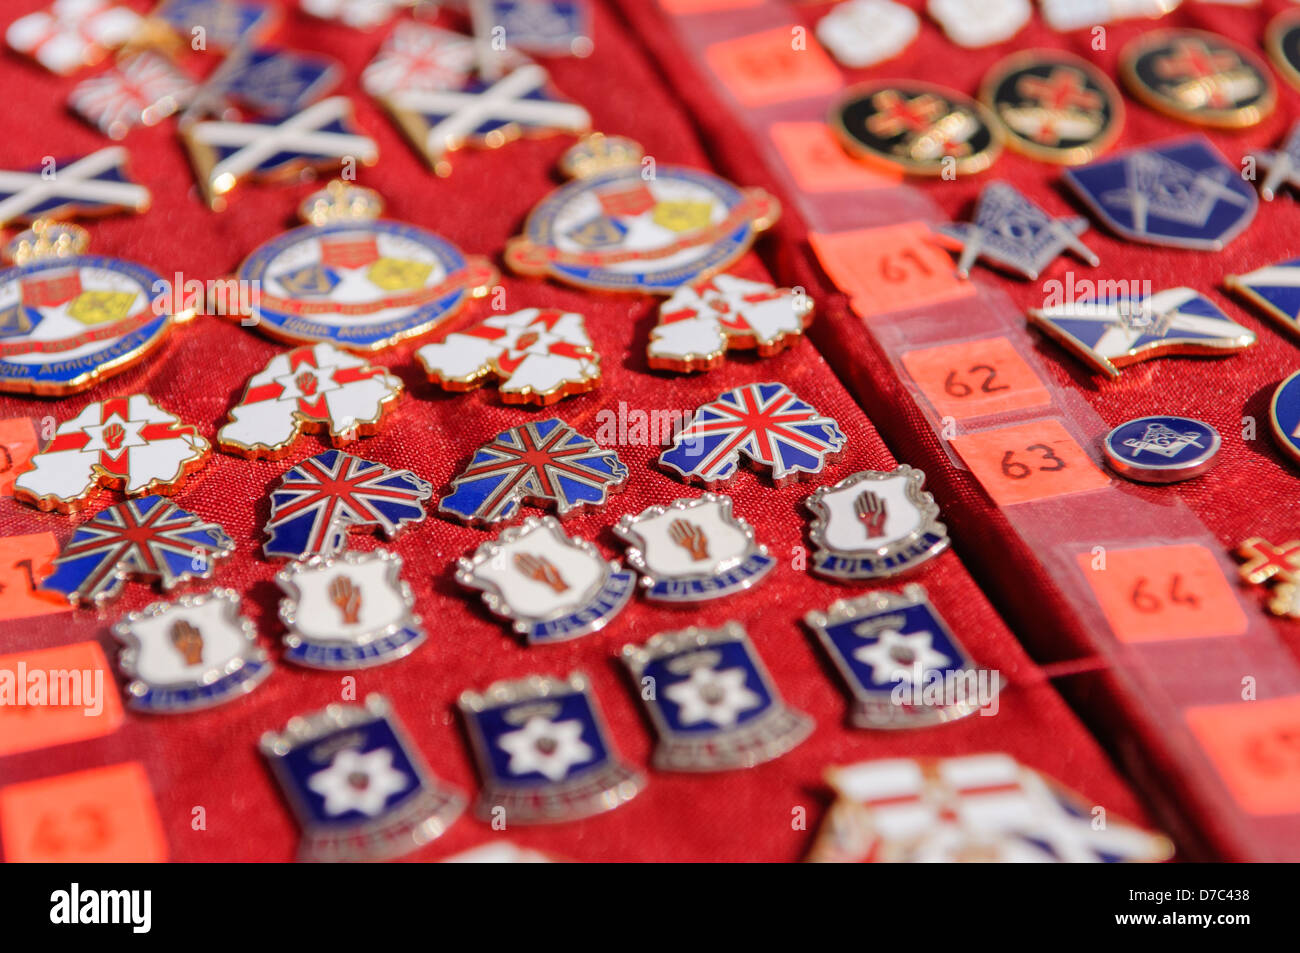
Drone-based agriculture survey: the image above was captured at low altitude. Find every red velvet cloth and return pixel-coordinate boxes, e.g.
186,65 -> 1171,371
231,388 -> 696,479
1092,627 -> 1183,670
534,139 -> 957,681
0,0 -> 1155,862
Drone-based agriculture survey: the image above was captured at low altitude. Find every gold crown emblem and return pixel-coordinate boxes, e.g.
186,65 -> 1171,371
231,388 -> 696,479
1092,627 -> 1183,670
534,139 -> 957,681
4,219 -> 91,265
560,134 -> 645,179
299,181 -> 384,226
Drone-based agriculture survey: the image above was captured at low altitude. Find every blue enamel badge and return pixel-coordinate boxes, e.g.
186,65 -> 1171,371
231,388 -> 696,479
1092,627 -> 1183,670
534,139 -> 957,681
1271,370 -> 1300,466
1102,416 -> 1221,483
1226,256 -> 1300,340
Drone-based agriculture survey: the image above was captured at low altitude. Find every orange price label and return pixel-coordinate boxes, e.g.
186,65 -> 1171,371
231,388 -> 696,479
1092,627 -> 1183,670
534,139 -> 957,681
0,417 -> 38,496
1076,544 -> 1248,643
809,224 -> 975,319
705,27 -> 842,107
769,122 -> 900,193
1,762 -> 167,862
0,532 -> 71,621
1186,696 -> 1300,815
950,419 -> 1110,505
0,642 -> 124,757
902,337 -> 1053,420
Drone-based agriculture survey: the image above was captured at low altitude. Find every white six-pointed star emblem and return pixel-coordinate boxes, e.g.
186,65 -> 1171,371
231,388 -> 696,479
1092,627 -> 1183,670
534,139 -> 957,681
663,666 -> 761,728
307,747 -> 408,817
497,716 -> 593,782
852,627 -> 951,685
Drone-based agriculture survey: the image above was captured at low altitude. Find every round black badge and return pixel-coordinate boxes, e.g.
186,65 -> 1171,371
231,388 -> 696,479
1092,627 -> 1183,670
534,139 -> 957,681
1121,28 -> 1275,129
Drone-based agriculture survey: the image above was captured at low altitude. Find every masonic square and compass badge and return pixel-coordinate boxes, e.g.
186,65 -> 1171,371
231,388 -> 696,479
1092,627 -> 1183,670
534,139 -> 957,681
230,181 -> 495,351
504,134 -> 780,294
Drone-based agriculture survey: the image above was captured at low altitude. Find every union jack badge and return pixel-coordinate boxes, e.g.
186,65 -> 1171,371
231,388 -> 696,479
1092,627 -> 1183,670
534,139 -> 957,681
1120,28 -> 1275,129
153,0 -> 279,52
805,466 -> 949,582
1227,256 -> 1300,340
648,273 -> 813,373
804,584 -> 995,730
613,493 -> 774,603
361,22 -> 485,97
277,548 -> 425,669
14,394 -> 210,513
456,516 -> 634,644
218,342 -> 403,459
6,0 -> 142,76
659,382 -> 846,489
1064,137 -> 1257,251
231,181 -> 495,349
440,418 -> 627,526
471,0 -> 590,57
68,51 -> 195,140
459,671 -> 644,823
934,182 -> 1098,281
42,495 -> 234,607
0,146 -> 150,226
1028,286 -> 1255,378
622,623 -> 812,771
263,450 -> 433,561
262,694 -> 465,862
112,588 -> 272,713
416,307 -> 600,406
505,134 -> 780,294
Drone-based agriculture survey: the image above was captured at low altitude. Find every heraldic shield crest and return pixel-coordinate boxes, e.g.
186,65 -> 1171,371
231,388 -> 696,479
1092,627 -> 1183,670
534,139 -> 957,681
622,623 -> 812,771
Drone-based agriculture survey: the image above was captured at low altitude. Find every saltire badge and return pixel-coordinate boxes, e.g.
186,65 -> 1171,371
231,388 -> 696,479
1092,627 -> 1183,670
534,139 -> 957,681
1120,28 -> 1275,129
152,0 -> 280,52
456,516 -> 634,644
277,548 -> 425,669
1226,257 -> 1300,339
1102,416 -> 1220,484
458,671 -> 644,823
648,273 -> 813,373
621,623 -> 812,771
262,450 -> 433,560
470,0 -> 590,57
68,51 -> 195,140
6,0 -> 142,76
1245,122 -> 1300,203
1064,137 -> 1256,251
613,493 -> 775,603
830,80 -> 1002,177
42,495 -> 234,607
979,49 -> 1123,165
934,182 -> 1098,281
1270,370 -> 1300,468
803,585 -> 994,730
805,466 -> 949,582
659,382 -> 846,489
262,694 -> 465,861
1028,286 -> 1256,378
14,393 -> 210,513
180,97 -> 378,210
218,342 -> 403,459
231,181 -> 495,350
440,417 -> 627,526
1235,536 -> 1300,619
112,588 -> 272,713
505,134 -> 780,294
0,145 -> 151,226
416,307 -> 599,406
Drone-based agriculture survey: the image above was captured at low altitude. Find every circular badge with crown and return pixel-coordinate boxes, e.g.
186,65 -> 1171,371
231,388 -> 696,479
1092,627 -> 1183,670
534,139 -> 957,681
233,181 -> 498,351
504,135 -> 780,294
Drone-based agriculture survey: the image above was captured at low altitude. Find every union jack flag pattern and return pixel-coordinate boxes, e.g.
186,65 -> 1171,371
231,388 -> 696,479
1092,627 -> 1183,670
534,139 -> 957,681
42,495 -> 234,607
14,394 -> 210,513
648,273 -> 813,372
68,51 -> 195,140
6,0 -> 143,76
263,450 -> 433,560
439,418 -> 627,526
219,343 -> 403,459
659,382 -> 846,488
416,307 -> 599,405
361,22 -> 486,97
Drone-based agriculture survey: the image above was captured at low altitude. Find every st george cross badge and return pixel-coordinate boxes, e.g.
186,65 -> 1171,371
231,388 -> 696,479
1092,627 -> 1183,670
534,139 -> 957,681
1064,137 -> 1257,251
506,134 -> 780,294
262,694 -> 465,862
277,549 -> 425,669
805,466 -> 950,582
262,450 -> 433,560
648,273 -> 813,373
440,417 -> 627,526
1226,256 -> 1300,339
659,382 -> 846,489
614,493 -> 775,603
456,516 -> 634,644
416,307 -> 600,405
230,181 -> 495,350
934,182 -> 1099,280
218,342 -> 403,458
622,623 -> 812,771
1120,29 -> 1275,129
6,0 -> 142,75
1028,286 -> 1256,377
459,671 -> 644,823
68,51 -> 195,140
112,588 -> 272,713
14,394 -> 210,513
42,496 -> 234,606
804,585 -> 994,729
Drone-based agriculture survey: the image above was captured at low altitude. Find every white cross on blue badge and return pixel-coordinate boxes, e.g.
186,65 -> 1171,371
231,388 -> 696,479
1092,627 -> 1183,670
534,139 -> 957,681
0,147 -> 150,226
